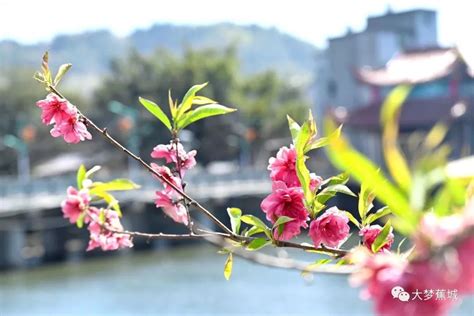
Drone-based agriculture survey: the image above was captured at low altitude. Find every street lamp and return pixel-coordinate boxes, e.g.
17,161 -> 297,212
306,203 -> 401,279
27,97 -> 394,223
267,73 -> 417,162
2,124 -> 35,183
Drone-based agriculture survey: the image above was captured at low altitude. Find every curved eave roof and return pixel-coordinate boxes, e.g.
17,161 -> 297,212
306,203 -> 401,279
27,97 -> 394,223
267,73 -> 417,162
356,48 -> 461,86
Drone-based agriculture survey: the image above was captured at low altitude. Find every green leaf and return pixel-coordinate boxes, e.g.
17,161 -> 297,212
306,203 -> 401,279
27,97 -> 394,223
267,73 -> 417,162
305,125 -> 342,153
321,172 -> 350,186
54,63 -> 72,86
76,164 -> 86,189
287,115 -> 301,143
192,96 -> 217,105
244,226 -> 264,237
41,51 -> 52,85
324,118 -> 416,234
246,238 -> 271,251
99,209 -> 106,224
272,216 -> 294,229
380,85 -> 413,192
177,104 -> 236,129
139,97 -> 172,131
175,83 -> 208,120
90,190 -> 122,216
343,211 -> 360,228
397,237 -> 407,255
85,165 -> 101,179
365,207 -> 391,225
76,212 -> 86,229
224,253 -> 233,280
423,123 -> 448,150
240,215 -> 269,231
273,216 -> 295,237
90,179 -> 140,192
168,90 -> 177,118
293,111 -> 318,204
371,220 -> 392,253
358,183 -> 375,221
321,184 -> 356,197
227,207 -> 242,234
241,215 -> 271,238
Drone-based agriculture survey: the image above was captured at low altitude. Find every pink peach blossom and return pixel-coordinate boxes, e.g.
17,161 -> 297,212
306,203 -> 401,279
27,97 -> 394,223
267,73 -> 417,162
36,93 -> 76,125
267,145 -> 299,188
310,173 -> 323,191
360,225 -> 394,253
50,115 -> 92,144
260,181 -> 309,240
86,208 -> 133,251
155,190 -> 188,225
350,249 -> 454,316
151,142 -> 196,174
150,163 -> 180,189
309,207 -> 349,248
61,186 -> 90,224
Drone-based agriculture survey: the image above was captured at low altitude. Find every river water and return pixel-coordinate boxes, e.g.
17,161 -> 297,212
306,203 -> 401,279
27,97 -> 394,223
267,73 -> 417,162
0,245 -> 472,315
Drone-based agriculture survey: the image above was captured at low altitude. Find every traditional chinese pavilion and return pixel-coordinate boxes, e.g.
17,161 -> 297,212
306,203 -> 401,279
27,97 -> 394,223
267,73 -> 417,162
331,47 -> 474,162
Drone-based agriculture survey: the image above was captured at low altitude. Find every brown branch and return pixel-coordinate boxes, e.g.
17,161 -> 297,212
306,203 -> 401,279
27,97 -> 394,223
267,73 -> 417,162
104,226 -> 355,274
48,85 -> 232,236
48,85 -> 350,259
203,234 -> 356,274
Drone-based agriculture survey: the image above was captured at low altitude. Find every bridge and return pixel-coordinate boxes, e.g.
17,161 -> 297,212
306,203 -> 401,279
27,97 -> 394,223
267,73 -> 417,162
0,169 -> 272,216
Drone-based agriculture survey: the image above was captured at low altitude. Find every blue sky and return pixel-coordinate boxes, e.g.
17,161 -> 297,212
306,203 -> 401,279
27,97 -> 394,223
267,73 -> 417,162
0,0 -> 469,47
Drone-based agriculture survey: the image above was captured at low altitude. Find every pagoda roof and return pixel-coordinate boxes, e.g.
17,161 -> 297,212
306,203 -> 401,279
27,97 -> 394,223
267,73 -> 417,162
356,47 -> 470,86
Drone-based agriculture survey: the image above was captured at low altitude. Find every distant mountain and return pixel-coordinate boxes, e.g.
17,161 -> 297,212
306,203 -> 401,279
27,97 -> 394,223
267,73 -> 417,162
0,23 -> 318,80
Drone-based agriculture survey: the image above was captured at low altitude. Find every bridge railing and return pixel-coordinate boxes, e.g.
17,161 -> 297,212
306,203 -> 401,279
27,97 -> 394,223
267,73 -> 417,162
0,169 -> 270,199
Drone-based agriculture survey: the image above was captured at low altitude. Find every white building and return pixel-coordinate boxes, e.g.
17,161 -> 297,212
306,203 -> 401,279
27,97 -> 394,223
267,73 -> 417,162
314,8 -> 438,120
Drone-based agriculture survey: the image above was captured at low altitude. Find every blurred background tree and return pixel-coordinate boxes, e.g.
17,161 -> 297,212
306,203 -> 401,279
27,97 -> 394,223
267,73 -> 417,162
94,46 -> 310,167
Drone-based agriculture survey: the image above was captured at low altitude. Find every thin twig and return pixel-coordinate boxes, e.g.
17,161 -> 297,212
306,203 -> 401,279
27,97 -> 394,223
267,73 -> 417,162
47,85 -> 349,258
48,85 -> 232,236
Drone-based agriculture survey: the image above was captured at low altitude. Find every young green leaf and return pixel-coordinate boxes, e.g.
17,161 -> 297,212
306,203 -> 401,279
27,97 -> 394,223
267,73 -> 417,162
380,85 -> 413,192
92,190 -> 122,216
54,63 -> 72,86
175,83 -> 208,120
358,183 -> 375,221
305,125 -> 342,153
324,118 -> 415,233
41,51 -> 52,85
365,207 -> 391,225
321,172 -> 350,187
321,184 -> 356,197
76,211 -> 86,229
139,97 -> 172,130
343,211 -> 361,228
371,220 -> 392,253
192,96 -> 217,105
90,179 -> 140,192
272,216 -> 294,229
177,104 -> 236,129
224,253 -> 233,280
287,115 -> 301,143
227,207 -> 242,234
246,238 -> 271,251
244,226 -> 265,237
240,215 -> 269,231
241,215 -> 271,238
76,164 -> 86,189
